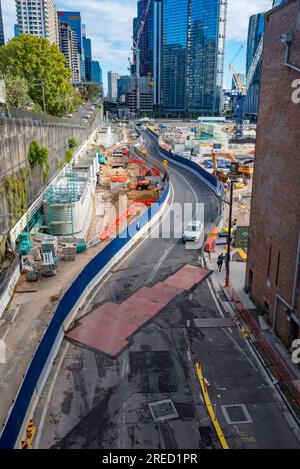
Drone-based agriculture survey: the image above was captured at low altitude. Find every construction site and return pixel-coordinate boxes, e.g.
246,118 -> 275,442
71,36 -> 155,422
13,125 -> 166,291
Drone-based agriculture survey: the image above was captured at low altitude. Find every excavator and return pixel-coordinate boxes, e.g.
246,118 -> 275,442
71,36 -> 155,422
211,151 -> 253,181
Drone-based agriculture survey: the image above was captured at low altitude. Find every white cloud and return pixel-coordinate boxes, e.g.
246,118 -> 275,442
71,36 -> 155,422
226,0 -> 272,42
1,0 -> 273,88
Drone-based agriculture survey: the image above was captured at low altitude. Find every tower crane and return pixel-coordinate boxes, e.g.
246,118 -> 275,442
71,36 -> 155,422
132,0 -> 153,113
228,35 -> 264,139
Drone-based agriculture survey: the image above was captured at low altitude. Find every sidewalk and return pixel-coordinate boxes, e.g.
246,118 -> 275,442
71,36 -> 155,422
204,243 -> 300,394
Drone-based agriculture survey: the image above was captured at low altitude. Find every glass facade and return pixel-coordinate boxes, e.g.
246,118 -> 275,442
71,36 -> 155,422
161,0 -> 227,116
91,61 -> 102,85
244,13 -> 264,120
83,36 -> 92,81
162,0 -> 189,113
57,12 -> 83,54
0,0 -> 4,46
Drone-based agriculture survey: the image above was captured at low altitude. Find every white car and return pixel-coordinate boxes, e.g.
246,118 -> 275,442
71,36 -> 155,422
182,220 -> 203,243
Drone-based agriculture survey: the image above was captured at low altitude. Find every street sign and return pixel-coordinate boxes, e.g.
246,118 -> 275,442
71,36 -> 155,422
163,160 -> 169,167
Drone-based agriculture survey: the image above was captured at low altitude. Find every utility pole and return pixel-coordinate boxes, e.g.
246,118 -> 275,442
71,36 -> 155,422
225,180 -> 234,288
40,79 -> 46,114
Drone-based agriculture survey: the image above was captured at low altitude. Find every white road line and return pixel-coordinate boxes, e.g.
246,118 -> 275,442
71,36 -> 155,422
146,238 -> 178,286
34,342 -> 70,449
222,328 -> 258,372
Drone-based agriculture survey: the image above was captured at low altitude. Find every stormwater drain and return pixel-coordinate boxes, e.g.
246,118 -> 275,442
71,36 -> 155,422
148,399 -> 179,423
221,404 -> 253,425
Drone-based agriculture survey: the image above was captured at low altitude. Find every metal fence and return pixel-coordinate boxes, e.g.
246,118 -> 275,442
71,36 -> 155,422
226,278 -> 300,406
0,182 -> 170,449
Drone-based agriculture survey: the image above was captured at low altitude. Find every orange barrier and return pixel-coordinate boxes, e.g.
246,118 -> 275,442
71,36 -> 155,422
226,278 -> 300,406
99,202 -> 146,241
204,227 -> 219,253
110,176 -> 128,183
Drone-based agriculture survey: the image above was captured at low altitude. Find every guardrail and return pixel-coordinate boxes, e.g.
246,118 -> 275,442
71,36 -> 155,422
146,128 -> 224,199
226,278 -> 300,406
0,181 -> 170,449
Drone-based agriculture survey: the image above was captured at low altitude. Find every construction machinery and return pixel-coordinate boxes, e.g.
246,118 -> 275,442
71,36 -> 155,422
136,176 -> 150,191
227,36 -> 264,139
131,0 -> 153,113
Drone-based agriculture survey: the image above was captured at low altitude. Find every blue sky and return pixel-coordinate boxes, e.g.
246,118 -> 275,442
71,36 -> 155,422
1,0 -> 272,92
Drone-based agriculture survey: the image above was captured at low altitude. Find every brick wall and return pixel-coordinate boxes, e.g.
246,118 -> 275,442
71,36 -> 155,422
246,0 -> 300,346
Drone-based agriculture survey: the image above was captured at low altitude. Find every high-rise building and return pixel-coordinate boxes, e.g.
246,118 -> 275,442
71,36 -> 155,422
58,22 -> 81,84
153,0 -> 162,107
244,13 -> 264,121
0,0 -> 5,46
117,75 -> 134,105
135,0 -> 154,77
246,0 -> 300,348
107,71 -> 120,102
161,0 -> 227,116
91,60 -> 102,85
272,0 -> 286,6
83,36 -> 92,82
57,12 -> 83,53
15,0 -> 59,44
57,11 -> 85,81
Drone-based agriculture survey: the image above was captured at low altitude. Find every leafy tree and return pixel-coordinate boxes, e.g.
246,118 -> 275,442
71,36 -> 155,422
4,75 -> 32,109
64,149 -> 73,164
28,140 -> 49,168
0,35 -> 75,117
79,83 -> 100,101
68,137 -> 77,149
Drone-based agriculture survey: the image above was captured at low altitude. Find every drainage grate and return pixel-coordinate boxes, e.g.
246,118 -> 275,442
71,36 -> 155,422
221,404 -> 253,425
148,399 -> 179,423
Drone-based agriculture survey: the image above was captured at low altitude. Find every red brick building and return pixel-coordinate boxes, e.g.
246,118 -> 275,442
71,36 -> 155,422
246,0 -> 300,347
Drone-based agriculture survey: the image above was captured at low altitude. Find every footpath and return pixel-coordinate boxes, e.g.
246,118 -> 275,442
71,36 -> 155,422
203,243 -> 300,412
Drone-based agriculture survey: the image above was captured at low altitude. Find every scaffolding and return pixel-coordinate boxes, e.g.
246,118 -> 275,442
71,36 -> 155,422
44,169 -> 79,237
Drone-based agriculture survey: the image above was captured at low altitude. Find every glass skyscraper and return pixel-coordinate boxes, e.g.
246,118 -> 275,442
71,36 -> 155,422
244,13 -> 264,120
57,12 -> 83,54
0,0 -> 4,46
161,0 -> 227,116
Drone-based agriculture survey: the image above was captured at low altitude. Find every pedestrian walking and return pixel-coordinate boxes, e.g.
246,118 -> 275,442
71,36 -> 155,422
217,253 -> 224,272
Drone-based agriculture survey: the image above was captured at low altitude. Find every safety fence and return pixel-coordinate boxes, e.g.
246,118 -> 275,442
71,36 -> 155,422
226,278 -> 300,406
146,127 -> 225,199
0,182 -> 170,449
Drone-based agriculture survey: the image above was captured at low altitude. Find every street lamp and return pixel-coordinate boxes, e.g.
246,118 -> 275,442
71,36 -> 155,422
225,180 -> 234,288
29,79 -> 46,114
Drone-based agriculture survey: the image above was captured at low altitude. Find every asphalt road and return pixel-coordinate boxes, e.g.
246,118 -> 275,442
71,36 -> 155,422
32,131 -> 300,449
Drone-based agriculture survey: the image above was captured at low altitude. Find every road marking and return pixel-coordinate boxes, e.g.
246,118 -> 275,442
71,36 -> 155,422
195,361 -> 229,450
146,238 -> 178,286
34,342 -> 70,449
222,328 -> 258,372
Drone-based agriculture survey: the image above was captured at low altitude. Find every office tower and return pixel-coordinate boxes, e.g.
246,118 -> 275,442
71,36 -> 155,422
153,0 -> 162,107
135,0 -> 154,77
161,0 -> 227,116
57,11 -> 85,81
107,71 -> 120,102
91,61 -> 102,85
83,36 -> 92,82
117,75 -> 132,104
15,0 -> 59,44
58,22 -> 81,84
14,24 -> 19,38
244,13 -> 264,120
0,0 -> 4,45
57,12 -> 83,54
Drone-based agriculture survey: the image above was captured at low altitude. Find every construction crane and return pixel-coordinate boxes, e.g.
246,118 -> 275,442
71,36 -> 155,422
132,0 -> 153,113
228,36 -> 264,139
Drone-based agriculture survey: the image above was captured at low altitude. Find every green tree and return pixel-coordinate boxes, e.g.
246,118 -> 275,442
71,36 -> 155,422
0,35 -> 75,117
4,75 -> 32,109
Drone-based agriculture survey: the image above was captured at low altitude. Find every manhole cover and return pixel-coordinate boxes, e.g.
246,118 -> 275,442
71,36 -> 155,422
148,399 -> 179,423
221,404 -> 253,425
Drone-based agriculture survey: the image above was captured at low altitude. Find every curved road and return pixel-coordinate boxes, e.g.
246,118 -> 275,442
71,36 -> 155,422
33,131 -> 299,450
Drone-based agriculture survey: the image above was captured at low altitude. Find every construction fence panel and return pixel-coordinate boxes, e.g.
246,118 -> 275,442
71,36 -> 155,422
0,183 -> 169,449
